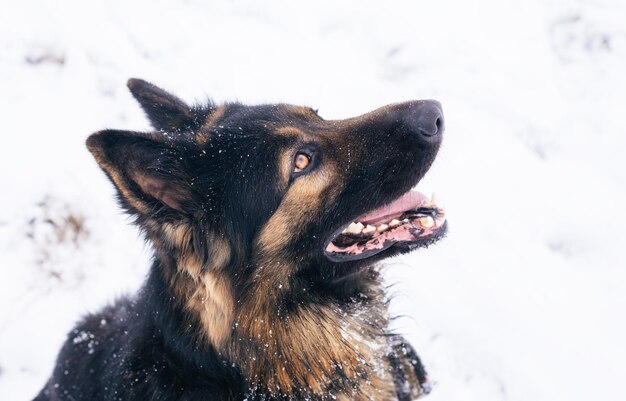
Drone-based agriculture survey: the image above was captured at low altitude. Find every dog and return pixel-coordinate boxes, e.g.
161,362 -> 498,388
34,79 -> 446,401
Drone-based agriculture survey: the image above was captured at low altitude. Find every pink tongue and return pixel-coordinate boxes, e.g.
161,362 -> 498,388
358,191 -> 429,223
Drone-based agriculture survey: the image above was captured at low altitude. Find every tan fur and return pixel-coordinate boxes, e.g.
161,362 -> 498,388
186,271 -> 234,346
290,105 -> 320,121
274,126 -> 306,139
196,106 -> 227,145
161,223 -> 234,346
247,167 -> 340,304
230,292 -> 397,400
275,147 -> 294,190
256,166 -> 338,257
275,105 -> 320,122
86,140 -> 151,215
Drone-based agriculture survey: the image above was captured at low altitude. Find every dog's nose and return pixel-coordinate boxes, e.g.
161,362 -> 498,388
408,100 -> 444,141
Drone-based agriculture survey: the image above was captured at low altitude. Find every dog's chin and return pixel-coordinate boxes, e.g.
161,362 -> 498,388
323,190 -> 447,263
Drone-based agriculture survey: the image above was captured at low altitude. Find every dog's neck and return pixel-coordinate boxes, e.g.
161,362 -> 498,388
230,262 -> 393,399
150,247 -> 396,400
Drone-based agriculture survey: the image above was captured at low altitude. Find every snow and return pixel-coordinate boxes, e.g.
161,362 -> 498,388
1,0 -> 626,399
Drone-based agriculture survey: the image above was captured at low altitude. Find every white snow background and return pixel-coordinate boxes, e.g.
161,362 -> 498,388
1,0 -> 625,400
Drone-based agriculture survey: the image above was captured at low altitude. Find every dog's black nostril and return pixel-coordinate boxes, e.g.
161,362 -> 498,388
412,100 -> 444,139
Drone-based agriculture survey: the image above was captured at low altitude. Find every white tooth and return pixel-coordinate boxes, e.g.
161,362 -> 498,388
346,222 -> 364,234
377,223 -> 389,232
389,219 -> 401,227
402,218 -> 409,223
419,216 -> 435,228
431,192 -> 437,205
363,225 -> 376,235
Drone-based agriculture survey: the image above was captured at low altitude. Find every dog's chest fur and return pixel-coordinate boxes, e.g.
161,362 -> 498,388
228,285 -> 397,400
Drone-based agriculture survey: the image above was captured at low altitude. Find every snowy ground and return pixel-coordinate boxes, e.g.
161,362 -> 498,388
1,0 -> 626,400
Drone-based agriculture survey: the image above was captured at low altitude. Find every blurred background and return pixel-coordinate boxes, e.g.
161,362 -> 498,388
1,0 -> 625,400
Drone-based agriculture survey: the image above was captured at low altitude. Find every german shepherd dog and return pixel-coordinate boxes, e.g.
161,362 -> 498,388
35,79 -> 446,401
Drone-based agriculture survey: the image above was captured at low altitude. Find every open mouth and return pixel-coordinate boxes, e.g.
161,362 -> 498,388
324,191 -> 446,262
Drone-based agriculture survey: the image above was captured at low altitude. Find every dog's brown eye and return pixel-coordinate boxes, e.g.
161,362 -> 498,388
294,152 -> 311,173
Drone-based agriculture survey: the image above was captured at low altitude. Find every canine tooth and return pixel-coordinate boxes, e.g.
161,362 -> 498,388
402,218 -> 409,223
389,219 -> 401,227
363,225 -> 376,235
431,192 -> 437,205
419,216 -> 435,228
377,223 -> 389,232
346,222 -> 364,234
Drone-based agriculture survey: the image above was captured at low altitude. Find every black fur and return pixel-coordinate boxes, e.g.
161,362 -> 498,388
35,267 -> 248,401
35,79 -> 444,400
127,78 -> 209,133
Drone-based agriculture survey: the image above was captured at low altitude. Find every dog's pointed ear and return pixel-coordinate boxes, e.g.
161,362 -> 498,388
127,78 -> 205,133
86,129 -> 198,216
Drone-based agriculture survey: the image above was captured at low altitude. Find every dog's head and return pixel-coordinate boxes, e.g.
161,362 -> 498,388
87,78 -> 445,301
